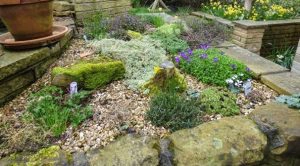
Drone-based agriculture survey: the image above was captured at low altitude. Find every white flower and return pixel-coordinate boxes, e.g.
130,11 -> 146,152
226,79 -> 233,84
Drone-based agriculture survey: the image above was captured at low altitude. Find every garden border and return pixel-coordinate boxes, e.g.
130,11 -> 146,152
191,11 -> 300,57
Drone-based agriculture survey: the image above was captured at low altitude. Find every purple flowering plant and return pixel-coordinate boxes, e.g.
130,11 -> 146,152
177,46 -> 252,86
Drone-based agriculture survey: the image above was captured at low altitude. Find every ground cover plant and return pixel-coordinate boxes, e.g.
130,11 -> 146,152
90,37 -> 167,90
139,15 -> 165,27
202,0 -> 296,21
200,87 -> 240,116
181,17 -> 231,48
276,94 -> 300,110
26,86 -> 93,137
147,92 -> 203,131
177,46 -> 251,86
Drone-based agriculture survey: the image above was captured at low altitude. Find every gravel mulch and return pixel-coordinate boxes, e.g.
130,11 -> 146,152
0,38 -> 278,155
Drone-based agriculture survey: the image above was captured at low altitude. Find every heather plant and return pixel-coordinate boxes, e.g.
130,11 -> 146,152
177,46 -> 251,86
90,36 -> 167,90
181,17 -> 231,48
109,14 -> 146,34
200,87 -> 240,116
27,86 -> 93,137
147,92 -> 203,131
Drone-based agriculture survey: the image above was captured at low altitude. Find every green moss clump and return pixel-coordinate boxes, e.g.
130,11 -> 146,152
200,87 -> 240,116
27,146 -> 60,166
127,30 -> 143,39
52,59 -> 125,89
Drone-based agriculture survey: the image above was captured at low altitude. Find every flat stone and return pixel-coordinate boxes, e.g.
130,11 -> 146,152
219,44 -> 289,78
234,19 -> 300,29
86,135 -> 159,166
261,72 -> 300,95
191,11 -> 234,27
249,103 -> 300,156
0,47 -> 50,81
169,116 -> 267,166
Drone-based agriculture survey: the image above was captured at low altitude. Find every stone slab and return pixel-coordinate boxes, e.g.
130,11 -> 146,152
261,72 -> 300,95
219,44 -> 289,78
234,19 -> 300,29
191,11 -> 234,27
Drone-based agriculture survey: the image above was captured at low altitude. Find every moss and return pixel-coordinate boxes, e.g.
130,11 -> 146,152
144,67 -> 187,95
27,146 -> 60,166
127,30 -> 143,39
52,58 -> 125,89
200,87 -> 239,116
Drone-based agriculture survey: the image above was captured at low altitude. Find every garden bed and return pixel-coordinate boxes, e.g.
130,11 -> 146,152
0,11 -> 281,159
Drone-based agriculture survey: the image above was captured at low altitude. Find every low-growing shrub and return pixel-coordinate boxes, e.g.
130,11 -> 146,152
150,32 -> 189,55
27,86 -> 93,137
200,87 -> 239,116
109,14 -> 146,34
147,92 -> 203,131
181,17 -> 231,48
266,46 -> 296,70
90,37 -> 167,90
178,47 -> 251,86
83,12 -> 109,39
139,15 -> 165,28
276,94 -> 300,109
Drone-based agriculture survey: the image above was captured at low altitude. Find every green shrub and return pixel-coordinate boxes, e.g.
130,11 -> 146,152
276,94 -> 300,110
147,92 -> 203,131
200,87 -> 239,116
27,86 -> 93,137
155,23 -> 183,36
83,12 -> 109,39
129,7 -> 151,15
90,37 -> 167,90
178,47 -> 251,86
266,46 -> 296,70
150,32 -> 189,55
52,59 -> 125,89
139,15 -> 165,27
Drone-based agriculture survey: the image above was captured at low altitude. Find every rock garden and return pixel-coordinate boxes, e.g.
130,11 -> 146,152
0,0 -> 300,165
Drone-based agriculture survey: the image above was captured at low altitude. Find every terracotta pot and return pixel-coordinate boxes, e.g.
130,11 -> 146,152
0,0 -> 53,41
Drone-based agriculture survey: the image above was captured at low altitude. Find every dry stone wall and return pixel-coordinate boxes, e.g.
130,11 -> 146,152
292,39 -> 300,73
53,0 -> 132,23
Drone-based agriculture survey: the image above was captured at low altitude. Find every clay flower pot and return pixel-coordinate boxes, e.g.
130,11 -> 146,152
0,0 -> 54,41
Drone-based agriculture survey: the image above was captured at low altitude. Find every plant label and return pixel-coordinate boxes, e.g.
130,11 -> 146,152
70,82 -> 78,95
243,79 -> 252,96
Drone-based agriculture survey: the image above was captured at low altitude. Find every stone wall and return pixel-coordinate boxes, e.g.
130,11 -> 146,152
292,39 -> 300,73
232,19 -> 300,56
53,0 -> 132,23
0,29 -> 73,106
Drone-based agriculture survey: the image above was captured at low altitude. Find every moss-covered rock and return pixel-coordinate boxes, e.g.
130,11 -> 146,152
86,135 -> 159,166
169,117 -> 267,166
127,30 -> 143,39
200,87 -> 240,116
144,61 -> 186,94
52,58 -> 125,89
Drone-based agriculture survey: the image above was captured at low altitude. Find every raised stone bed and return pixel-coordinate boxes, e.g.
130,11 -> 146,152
0,26 -> 73,106
192,12 -> 300,57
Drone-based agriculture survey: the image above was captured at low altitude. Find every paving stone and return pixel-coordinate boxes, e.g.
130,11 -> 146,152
219,45 -> 289,78
191,11 -> 234,27
261,72 -> 300,95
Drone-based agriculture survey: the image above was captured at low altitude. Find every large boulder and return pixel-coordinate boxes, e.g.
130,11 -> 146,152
249,102 -> 300,156
86,135 -> 159,166
52,58 -> 125,89
168,116 -> 267,166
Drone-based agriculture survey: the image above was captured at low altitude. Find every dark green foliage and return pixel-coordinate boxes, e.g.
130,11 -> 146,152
266,46 -> 296,70
200,87 -> 240,116
83,12 -> 109,39
27,86 -> 93,137
147,92 -> 203,132
128,7 -> 151,15
150,32 -> 189,55
179,48 -> 251,86
52,59 -> 125,90
276,94 -> 300,109
139,15 -> 165,27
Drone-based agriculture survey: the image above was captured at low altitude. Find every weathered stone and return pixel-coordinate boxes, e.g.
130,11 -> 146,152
86,135 -> 159,166
0,146 -> 72,166
53,1 -> 73,12
249,103 -> 300,156
73,152 -> 89,166
169,116 -> 267,166
261,72 -> 300,95
52,58 -> 125,89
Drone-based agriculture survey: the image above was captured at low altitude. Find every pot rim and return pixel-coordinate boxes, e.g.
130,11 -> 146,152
0,0 -> 53,6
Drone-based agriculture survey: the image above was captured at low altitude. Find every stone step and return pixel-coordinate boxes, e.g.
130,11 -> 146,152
219,42 -> 300,95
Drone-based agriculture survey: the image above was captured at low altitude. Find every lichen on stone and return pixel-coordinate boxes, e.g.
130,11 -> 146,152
27,146 -> 60,166
52,58 -> 125,89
